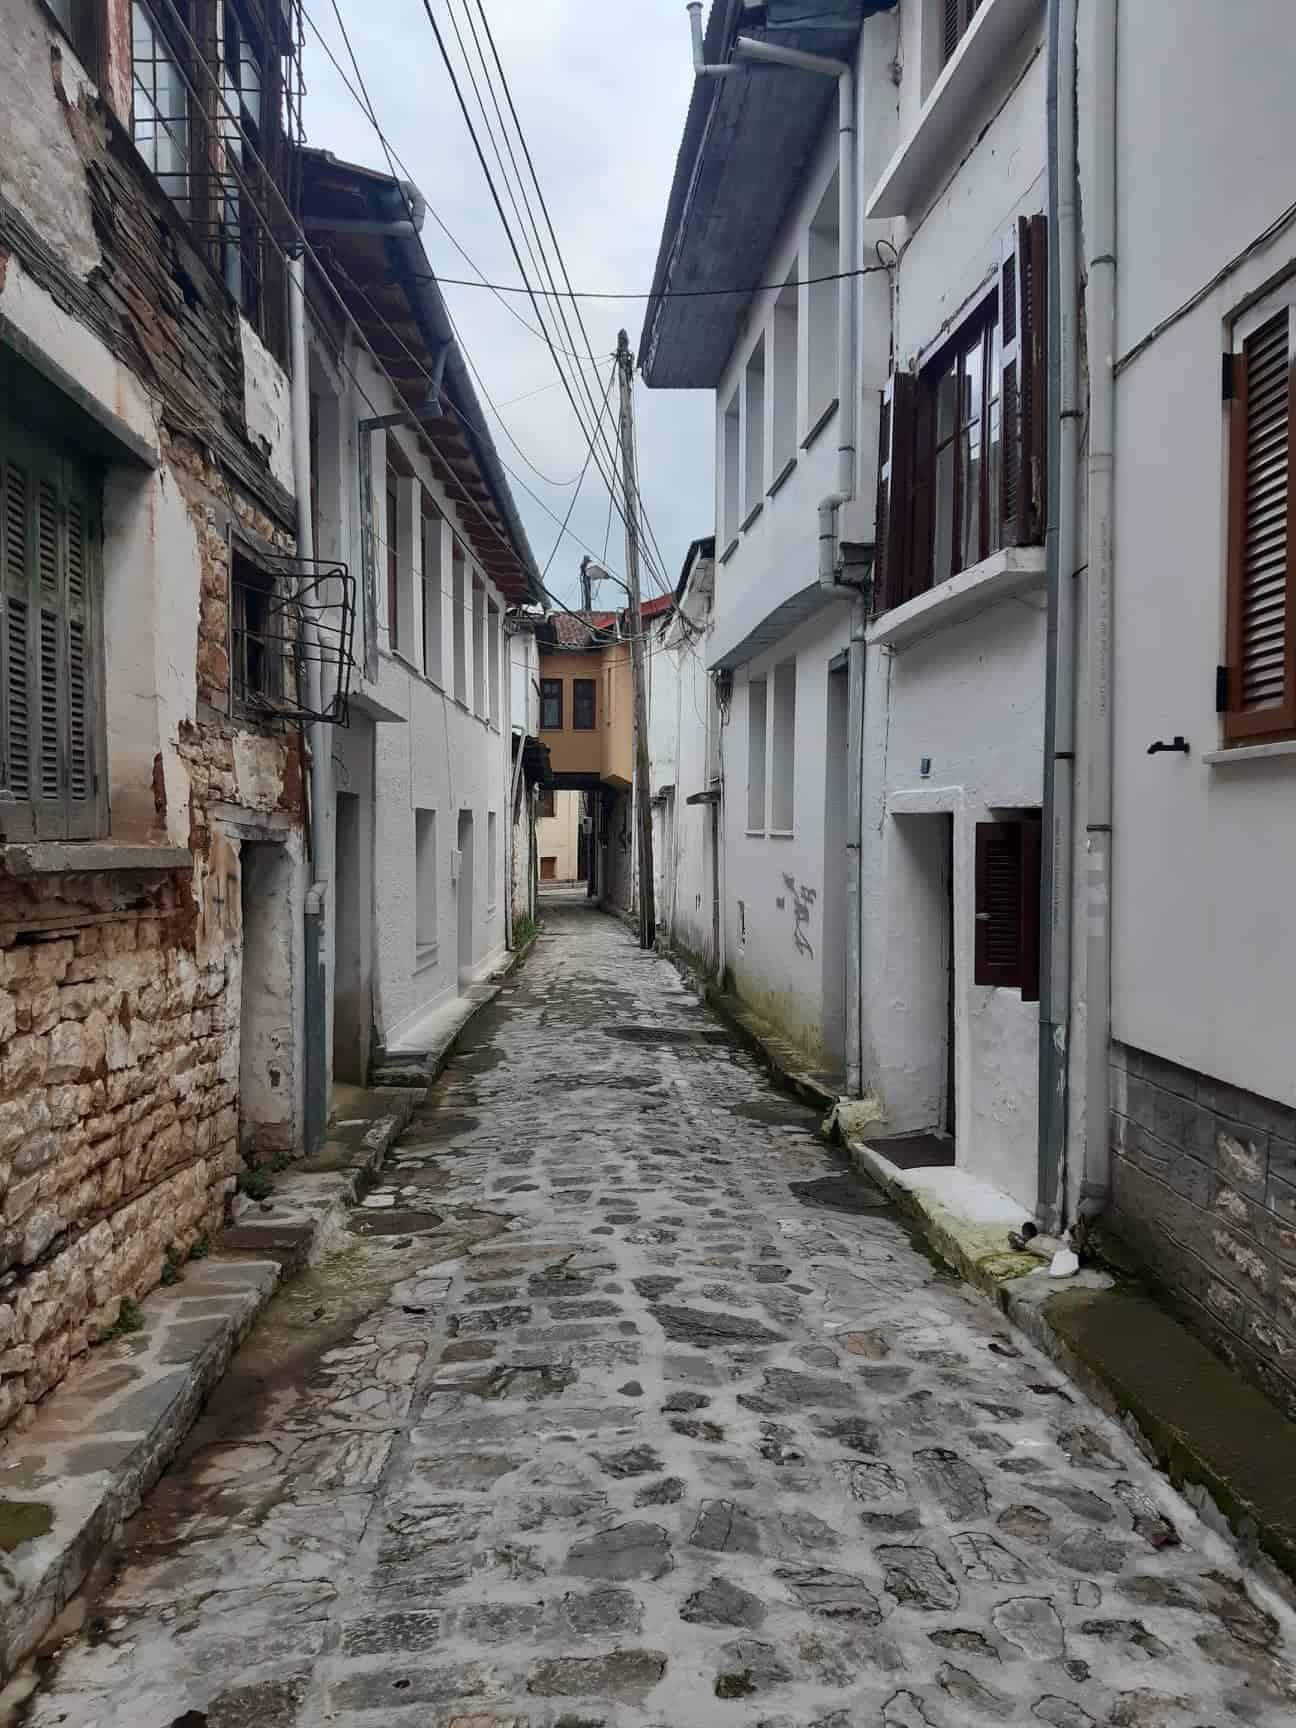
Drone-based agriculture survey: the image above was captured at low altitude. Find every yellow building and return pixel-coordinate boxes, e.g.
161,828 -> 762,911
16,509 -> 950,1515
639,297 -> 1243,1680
537,615 -> 634,793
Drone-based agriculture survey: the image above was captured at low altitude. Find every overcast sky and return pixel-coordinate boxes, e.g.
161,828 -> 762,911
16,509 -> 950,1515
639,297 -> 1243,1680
303,0 -> 714,609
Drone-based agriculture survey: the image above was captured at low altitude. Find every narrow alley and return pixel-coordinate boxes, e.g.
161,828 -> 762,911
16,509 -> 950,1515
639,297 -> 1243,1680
21,901 -> 1296,1728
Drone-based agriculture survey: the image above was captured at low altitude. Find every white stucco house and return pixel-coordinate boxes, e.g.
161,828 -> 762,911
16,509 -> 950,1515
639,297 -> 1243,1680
641,0 -> 900,1091
302,153 -> 543,1091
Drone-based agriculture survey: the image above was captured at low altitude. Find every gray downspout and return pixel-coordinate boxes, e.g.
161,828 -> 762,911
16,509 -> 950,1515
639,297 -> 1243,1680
845,593 -> 867,1096
1038,0 -> 1080,1230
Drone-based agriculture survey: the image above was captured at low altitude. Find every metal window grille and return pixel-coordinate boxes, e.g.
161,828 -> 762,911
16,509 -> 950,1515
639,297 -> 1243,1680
229,546 -> 357,724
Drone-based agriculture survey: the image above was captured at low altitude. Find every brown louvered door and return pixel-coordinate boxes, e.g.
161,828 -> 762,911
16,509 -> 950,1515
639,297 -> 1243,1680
1225,304 -> 1296,741
874,372 -> 916,613
974,816 -> 1041,999
0,414 -> 103,840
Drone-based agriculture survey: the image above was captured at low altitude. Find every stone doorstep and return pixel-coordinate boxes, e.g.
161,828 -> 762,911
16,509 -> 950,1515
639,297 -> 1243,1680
369,932 -> 536,1090
843,1131 -> 1296,1595
0,1086 -> 420,1686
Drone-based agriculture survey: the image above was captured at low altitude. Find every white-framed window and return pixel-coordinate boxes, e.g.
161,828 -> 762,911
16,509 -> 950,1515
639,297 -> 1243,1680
747,676 -> 768,832
472,578 -> 486,716
487,809 -> 498,909
772,266 -> 799,481
808,171 -> 840,426
488,601 -> 501,725
452,542 -> 467,704
744,335 -> 766,521
722,388 -> 741,549
771,658 -> 796,833
422,506 -> 443,684
131,1 -> 191,217
415,807 -> 438,964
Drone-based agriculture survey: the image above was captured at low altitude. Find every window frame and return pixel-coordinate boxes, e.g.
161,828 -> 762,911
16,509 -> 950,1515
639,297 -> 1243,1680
974,814 -> 1041,1000
0,411 -> 107,841
229,546 -> 284,713
926,297 -> 1001,590
537,784 -> 556,820
1222,280 -> 1296,744
572,677 -> 596,731
540,677 -> 563,731
385,475 -> 400,655
130,0 -> 197,221
941,0 -> 985,66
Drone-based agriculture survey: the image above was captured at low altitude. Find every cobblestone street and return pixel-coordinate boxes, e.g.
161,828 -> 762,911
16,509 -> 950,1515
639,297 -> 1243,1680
23,899 -> 1296,1727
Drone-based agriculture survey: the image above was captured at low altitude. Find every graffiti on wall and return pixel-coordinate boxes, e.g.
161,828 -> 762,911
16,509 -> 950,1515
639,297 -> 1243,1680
781,874 -> 817,959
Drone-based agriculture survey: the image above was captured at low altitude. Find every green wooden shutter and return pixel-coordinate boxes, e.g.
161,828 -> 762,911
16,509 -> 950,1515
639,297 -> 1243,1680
0,415 -> 103,840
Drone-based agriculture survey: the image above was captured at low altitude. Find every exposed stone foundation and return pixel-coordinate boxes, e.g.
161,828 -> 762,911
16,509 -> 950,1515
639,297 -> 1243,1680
1108,1041 -> 1296,1420
0,869 -> 239,1430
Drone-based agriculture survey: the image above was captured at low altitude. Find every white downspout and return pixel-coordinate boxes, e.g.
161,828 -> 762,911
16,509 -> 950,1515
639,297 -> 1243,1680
1083,0 -> 1118,1219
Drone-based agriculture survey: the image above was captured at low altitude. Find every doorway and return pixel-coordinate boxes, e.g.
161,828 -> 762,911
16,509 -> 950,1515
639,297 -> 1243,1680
821,661 -> 849,1080
457,808 -> 475,987
881,811 -> 956,1158
333,791 -> 368,1084
239,840 -> 297,1159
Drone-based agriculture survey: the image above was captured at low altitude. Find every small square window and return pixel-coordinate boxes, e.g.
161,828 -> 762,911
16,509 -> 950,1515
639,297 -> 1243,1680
231,552 -> 283,708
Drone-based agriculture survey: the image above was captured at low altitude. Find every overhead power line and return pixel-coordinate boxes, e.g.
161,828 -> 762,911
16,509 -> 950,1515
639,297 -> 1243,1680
411,259 -> 897,300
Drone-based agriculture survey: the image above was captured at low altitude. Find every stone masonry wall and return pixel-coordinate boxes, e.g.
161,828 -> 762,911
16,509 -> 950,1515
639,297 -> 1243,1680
1108,1041 -> 1296,1420
0,870 -> 238,1431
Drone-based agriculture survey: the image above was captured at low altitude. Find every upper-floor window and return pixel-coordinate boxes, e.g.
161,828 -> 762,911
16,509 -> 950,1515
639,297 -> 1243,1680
721,388 -> 740,550
573,678 -> 596,730
942,0 -> 986,65
231,550 -> 283,710
1222,281 -> 1296,743
876,215 -> 1046,612
385,476 -> 400,654
220,0 -> 266,328
808,171 -> 840,428
541,677 -> 562,729
131,2 -> 192,218
0,410 -> 105,840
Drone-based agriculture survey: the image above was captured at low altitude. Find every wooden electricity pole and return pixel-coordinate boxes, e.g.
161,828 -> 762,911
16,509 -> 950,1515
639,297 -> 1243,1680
616,329 -> 655,949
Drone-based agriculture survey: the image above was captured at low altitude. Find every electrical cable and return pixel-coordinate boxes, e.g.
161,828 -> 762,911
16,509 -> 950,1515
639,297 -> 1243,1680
301,4 -> 604,365
147,0 -> 677,653
407,259 -> 895,299
467,0 -> 677,594
417,0 -> 671,593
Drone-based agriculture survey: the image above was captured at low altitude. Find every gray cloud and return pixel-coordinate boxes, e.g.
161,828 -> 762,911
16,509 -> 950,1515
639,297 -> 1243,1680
303,0 -> 714,606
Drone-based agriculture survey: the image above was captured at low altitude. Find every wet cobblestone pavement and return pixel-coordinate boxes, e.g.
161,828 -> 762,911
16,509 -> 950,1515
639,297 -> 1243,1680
23,899 -> 1296,1725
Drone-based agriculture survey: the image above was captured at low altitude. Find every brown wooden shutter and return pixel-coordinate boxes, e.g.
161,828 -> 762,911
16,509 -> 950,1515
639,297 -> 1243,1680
1224,306 -> 1296,740
974,816 -> 1041,998
1000,214 -> 1048,548
908,379 -> 935,602
875,373 -> 916,613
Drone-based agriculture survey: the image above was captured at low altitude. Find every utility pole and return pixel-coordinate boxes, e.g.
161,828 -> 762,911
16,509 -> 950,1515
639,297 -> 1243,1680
616,329 -> 656,949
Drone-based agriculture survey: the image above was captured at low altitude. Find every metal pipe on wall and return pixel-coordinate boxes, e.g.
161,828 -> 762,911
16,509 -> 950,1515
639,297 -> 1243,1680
1082,0 -> 1119,1220
1038,0 -> 1080,1231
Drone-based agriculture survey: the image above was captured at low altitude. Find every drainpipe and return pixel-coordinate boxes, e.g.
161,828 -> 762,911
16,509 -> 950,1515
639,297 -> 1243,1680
845,593 -> 867,1095
1037,0 -> 1080,1231
289,252 -> 330,1146
505,719 -> 526,949
1082,0 -> 1118,1221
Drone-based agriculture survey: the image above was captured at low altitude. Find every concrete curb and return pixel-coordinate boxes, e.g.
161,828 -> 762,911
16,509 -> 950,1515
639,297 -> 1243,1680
842,1129 -> 1296,1593
662,945 -> 839,1116
0,1090 -> 422,1682
370,933 -> 537,1091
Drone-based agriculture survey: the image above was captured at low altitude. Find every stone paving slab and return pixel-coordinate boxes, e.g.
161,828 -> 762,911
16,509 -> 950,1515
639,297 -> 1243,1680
0,1084 -> 422,1684
13,902 -> 1296,1726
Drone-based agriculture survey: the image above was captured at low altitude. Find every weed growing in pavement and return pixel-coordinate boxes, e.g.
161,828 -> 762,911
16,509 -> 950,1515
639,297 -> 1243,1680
159,1244 -> 183,1286
105,1298 -> 143,1340
237,1167 -> 274,1203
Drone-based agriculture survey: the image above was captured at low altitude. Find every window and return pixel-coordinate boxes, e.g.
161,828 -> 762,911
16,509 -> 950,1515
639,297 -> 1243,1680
537,784 -> 556,820
808,172 -> 840,424
131,2 -> 192,217
771,659 -> 796,832
48,0 -> 99,73
385,476 -> 400,654
487,810 -> 497,909
573,678 -> 596,730
930,305 -> 1000,587
472,580 -> 486,716
422,507 -> 443,683
876,215 -> 1046,612
722,389 -> 740,547
0,413 -> 104,840
488,602 -> 501,724
1223,286 -> 1296,741
452,542 -> 467,704
220,0 -> 266,327
942,0 -> 985,64
772,267 -> 799,480
231,551 -> 283,709
744,336 -> 766,520
747,677 -> 768,831
541,677 -> 563,730
974,815 -> 1041,999
415,808 -> 437,963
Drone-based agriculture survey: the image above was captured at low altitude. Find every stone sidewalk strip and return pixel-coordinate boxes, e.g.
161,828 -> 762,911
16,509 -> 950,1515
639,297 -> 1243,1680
16,901 -> 1296,1725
